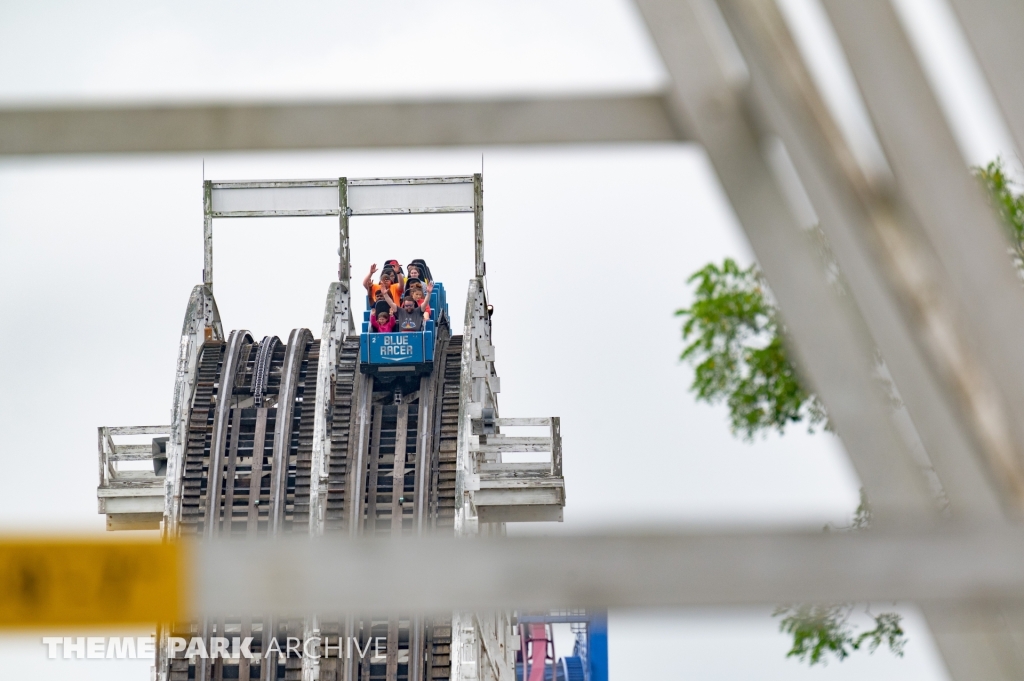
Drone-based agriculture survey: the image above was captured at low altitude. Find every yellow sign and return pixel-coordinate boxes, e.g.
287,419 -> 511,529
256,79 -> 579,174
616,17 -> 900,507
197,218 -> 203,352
0,538 -> 187,628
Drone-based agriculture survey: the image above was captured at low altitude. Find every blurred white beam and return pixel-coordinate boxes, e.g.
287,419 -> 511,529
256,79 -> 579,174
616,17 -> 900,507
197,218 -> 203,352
195,527 -> 1024,616
713,0 -> 1005,520
946,0 -> 1024,158
920,602 -> 1024,681
0,94 -> 682,155
632,0 -> 935,518
891,0 -> 1017,167
821,0 -> 1024,506
767,3 -> 1024,678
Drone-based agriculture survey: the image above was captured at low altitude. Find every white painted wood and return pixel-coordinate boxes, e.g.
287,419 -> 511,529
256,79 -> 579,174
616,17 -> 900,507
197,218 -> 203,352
824,0 -> 1024,505
211,185 -> 340,214
815,4 -> 1024,675
477,506 -> 563,524
106,514 -> 162,531
455,278 -> 486,535
478,436 -> 551,444
471,444 -> 551,454
109,470 -> 162,481
107,445 -> 159,460
166,285 -> 223,535
635,0 -> 935,517
946,0 -> 1024,156
477,478 -> 564,491
478,463 -> 552,474
99,422 -> 172,531
348,176 -> 475,186
473,613 -> 516,681
195,525 -> 1024,615
0,95 -> 682,155
309,282 -> 347,538
473,489 -> 563,507
348,180 -> 474,215
268,328 -> 311,536
97,486 -> 164,498
101,496 -> 165,514
475,339 -> 495,362
493,418 -> 551,427
467,413 -> 565,526
108,425 -> 171,436
713,0 -> 1005,520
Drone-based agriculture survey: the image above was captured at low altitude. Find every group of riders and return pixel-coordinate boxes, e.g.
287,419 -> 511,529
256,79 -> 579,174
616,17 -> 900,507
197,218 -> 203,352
362,258 -> 434,333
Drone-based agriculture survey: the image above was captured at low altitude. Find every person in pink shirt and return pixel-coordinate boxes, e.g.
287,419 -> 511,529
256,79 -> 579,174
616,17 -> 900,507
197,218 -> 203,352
369,299 -> 397,332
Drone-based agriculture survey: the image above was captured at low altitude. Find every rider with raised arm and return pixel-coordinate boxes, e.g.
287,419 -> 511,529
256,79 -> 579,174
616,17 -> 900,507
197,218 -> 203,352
396,294 -> 426,332
405,278 -> 433,320
363,263 -> 402,308
384,259 -> 405,296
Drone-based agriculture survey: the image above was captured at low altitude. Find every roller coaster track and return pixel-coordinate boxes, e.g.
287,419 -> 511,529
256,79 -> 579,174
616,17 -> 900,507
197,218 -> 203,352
166,324 -> 461,681
94,178 -> 568,681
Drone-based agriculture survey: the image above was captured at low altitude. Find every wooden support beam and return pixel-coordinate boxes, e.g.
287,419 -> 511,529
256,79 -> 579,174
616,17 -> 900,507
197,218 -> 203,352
364,408 -> 383,536
195,526 -> 1024,616
713,0 -> 1005,518
946,0 -> 1024,156
0,94 -> 682,155
392,404 -> 410,535
823,0 -> 1024,501
246,408 -> 269,535
633,0 -> 935,517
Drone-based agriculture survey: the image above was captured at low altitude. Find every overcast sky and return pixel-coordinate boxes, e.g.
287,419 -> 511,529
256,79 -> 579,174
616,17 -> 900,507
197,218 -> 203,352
1,0 -> 1015,679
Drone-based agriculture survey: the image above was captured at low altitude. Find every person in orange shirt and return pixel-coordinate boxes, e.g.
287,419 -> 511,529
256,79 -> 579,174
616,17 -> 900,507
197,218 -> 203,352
384,259 -> 405,296
362,263 -> 402,308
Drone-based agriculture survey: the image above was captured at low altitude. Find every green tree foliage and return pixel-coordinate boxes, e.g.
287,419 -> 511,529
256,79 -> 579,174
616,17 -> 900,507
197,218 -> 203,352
976,158 -> 1024,270
676,259 -> 905,665
775,493 -> 907,666
675,258 -> 827,439
774,605 -> 906,666
678,158 -> 1024,667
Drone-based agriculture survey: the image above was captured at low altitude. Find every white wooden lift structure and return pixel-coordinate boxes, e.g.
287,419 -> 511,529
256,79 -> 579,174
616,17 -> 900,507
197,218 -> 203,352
98,174 -> 566,533
20,1 -> 1024,679
97,175 -> 567,681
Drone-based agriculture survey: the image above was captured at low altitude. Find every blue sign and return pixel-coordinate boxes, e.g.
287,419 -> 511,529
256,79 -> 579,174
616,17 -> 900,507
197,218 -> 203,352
368,333 -> 424,364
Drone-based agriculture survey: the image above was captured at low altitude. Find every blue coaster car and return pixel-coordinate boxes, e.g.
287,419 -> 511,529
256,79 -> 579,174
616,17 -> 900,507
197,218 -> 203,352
359,282 -> 448,376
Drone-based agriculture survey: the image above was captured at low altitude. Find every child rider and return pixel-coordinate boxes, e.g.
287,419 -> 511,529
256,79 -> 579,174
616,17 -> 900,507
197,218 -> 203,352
369,299 -> 396,333
407,280 -> 433,320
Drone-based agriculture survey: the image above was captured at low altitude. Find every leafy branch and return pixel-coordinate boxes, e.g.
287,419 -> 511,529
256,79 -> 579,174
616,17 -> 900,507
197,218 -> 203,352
774,604 -> 906,666
677,259 -> 907,665
676,157 -> 1024,667
976,158 -> 1024,271
675,258 -> 828,440
774,492 -> 907,665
